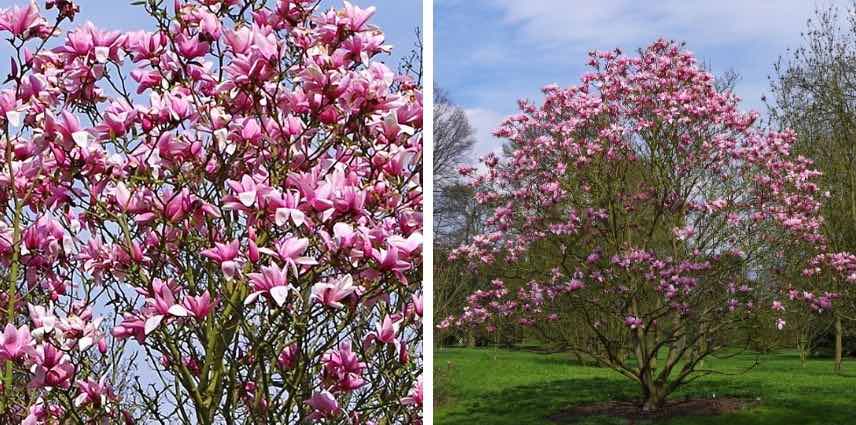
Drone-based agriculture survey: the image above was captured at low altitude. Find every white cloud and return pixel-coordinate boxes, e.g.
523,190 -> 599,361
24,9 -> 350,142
464,108 -> 507,165
489,0 -> 842,50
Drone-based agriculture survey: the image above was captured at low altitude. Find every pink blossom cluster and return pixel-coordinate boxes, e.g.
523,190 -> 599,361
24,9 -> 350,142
0,0 -> 422,423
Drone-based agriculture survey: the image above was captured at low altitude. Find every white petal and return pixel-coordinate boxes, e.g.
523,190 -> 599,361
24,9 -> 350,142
258,247 -> 277,257
32,327 -> 46,339
333,222 -> 353,239
168,305 -> 189,317
269,286 -> 291,307
5,110 -> 21,127
291,210 -> 305,227
94,46 -> 110,63
144,315 -> 164,335
72,131 -> 90,149
275,208 -> 289,226
74,393 -> 87,407
321,208 -> 335,222
399,124 -> 416,136
214,128 -> 228,144
78,336 -> 93,351
243,291 -> 262,305
224,142 -> 237,155
238,190 -> 256,207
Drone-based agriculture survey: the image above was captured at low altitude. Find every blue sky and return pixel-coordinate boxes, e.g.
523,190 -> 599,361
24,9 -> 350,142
435,0 -> 846,164
0,0 -> 421,74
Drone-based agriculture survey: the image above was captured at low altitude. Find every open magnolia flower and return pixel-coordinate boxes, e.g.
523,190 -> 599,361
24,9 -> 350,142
0,0 -> 423,423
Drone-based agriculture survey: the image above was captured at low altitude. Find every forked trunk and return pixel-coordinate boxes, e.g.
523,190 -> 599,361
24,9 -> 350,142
641,383 -> 667,412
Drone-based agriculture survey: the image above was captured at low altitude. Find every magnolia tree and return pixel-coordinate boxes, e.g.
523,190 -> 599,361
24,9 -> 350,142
0,0 -> 423,423
443,40 -> 824,412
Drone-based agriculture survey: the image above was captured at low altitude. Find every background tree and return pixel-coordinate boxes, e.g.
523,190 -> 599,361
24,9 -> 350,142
431,89 -> 484,347
432,90 -> 475,191
767,1 -> 856,372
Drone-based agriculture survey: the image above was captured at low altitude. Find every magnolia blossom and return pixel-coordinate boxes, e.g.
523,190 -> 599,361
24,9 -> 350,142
305,390 -> 340,420
74,376 -> 115,409
624,316 -> 643,330
322,341 -> 366,392
246,262 -> 294,307
142,278 -> 191,335
201,240 -> 241,278
30,343 -> 74,389
401,375 -> 423,407
0,324 -> 35,361
0,0 -> 422,422
311,274 -> 358,309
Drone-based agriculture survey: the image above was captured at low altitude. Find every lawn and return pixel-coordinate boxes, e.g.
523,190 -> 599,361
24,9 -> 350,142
434,347 -> 856,425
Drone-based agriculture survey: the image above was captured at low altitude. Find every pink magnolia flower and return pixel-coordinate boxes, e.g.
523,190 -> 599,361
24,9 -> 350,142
372,246 -> 411,274
411,294 -> 423,317
57,310 -> 103,351
111,313 -> 146,343
245,262 -> 294,307
273,191 -> 306,228
143,278 -> 190,335
31,343 -> 75,389
401,375 -> 423,407
275,237 -> 318,276
0,324 -> 35,361
74,376 -> 115,409
305,390 -> 340,420
225,175 -> 272,210
182,291 -> 216,319
277,344 -> 299,370
100,100 -> 136,137
624,316 -> 643,330
323,341 -> 366,391
311,274 -> 358,309
342,1 -> 376,32
28,304 -> 57,339
363,315 -> 400,350
21,399 -> 64,425
0,2 -> 47,38
201,240 -> 241,277
389,232 -> 423,256
175,33 -> 209,59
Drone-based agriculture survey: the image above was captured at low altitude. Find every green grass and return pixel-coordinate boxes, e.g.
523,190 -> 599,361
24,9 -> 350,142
435,347 -> 856,425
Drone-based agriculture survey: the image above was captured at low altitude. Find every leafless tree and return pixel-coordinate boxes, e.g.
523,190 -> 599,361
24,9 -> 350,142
767,1 -> 856,372
433,90 -> 476,188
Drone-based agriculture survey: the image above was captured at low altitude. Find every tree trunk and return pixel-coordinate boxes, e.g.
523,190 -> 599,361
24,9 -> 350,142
466,330 -> 476,348
798,330 -> 808,367
834,315 -> 843,373
641,383 -> 667,412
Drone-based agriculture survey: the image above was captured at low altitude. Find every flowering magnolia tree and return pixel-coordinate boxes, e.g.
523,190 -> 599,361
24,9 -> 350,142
0,0 -> 423,423
444,40 -> 824,412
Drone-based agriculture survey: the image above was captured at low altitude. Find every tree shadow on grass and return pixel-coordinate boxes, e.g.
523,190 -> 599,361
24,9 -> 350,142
437,377 -> 856,425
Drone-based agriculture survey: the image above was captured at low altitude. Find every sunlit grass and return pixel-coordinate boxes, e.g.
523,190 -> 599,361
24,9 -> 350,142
435,347 -> 856,425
